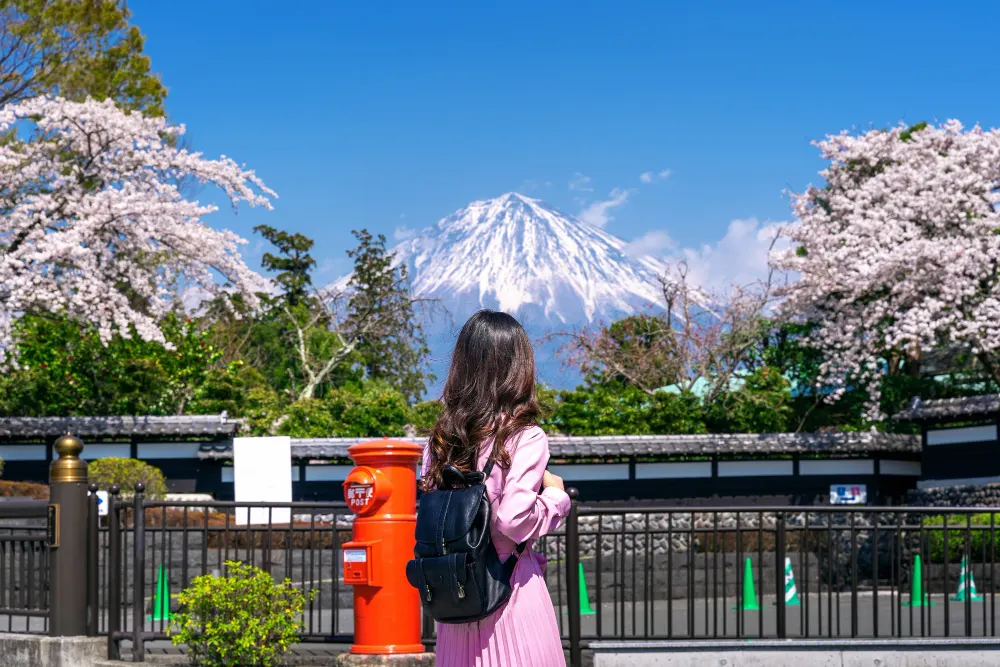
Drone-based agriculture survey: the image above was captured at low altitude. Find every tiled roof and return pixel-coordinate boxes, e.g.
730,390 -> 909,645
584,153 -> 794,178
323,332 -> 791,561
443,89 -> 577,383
196,432 -> 919,460
893,395 -> 1000,421
0,414 -> 241,439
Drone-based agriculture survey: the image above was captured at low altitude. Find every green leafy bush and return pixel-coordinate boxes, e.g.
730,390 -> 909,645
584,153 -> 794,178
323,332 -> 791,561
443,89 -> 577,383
923,514 -> 1000,564
706,366 -> 793,433
277,398 -> 338,438
542,381 -> 706,435
169,560 -> 312,667
278,382 -> 408,438
88,458 -> 167,499
408,400 -> 443,433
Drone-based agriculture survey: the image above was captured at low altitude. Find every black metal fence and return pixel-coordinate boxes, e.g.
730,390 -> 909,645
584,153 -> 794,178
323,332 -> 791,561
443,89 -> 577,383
553,502 -> 1000,665
0,501 -> 50,634
104,486 -> 362,660
95,484 -> 1000,664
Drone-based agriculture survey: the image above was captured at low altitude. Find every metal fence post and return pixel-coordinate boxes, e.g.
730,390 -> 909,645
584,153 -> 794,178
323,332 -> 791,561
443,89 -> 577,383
132,482 -> 147,662
565,488 -> 582,667
87,483 -> 99,636
107,485 -> 121,660
775,511 -> 786,639
48,433 -> 89,637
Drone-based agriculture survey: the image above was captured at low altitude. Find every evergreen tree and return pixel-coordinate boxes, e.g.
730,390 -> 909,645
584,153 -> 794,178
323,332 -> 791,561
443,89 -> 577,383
346,230 -> 432,402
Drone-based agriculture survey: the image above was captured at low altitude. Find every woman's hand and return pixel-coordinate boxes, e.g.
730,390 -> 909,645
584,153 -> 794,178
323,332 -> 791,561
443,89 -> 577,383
542,470 -> 564,493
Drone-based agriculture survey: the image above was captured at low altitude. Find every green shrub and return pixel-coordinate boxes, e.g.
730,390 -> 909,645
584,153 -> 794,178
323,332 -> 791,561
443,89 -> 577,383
326,382 -> 408,437
169,560 -> 313,667
923,514 -> 1000,564
88,458 -> 168,499
277,398 -> 337,438
408,400 -> 443,433
278,382 -> 408,438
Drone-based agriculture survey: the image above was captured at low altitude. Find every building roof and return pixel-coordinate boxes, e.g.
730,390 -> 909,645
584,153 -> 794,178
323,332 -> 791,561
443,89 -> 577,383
0,414 -> 241,439
893,395 -> 1000,422
196,431 -> 919,461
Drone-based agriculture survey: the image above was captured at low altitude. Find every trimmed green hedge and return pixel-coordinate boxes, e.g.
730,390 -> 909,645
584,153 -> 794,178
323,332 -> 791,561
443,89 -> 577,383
923,514 -> 1000,564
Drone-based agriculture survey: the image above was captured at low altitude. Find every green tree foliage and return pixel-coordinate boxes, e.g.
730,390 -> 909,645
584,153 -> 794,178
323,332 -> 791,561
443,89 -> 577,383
542,381 -> 706,436
407,400 -> 443,434
706,366 -> 793,433
170,560 -> 313,667
88,458 -> 168,499
347,229 -> 433,402
0,0 -> 166,114
187,362 -> 282,434
254,224 -> 316,307
277,382 -> 408,438
0,314 -> 220,416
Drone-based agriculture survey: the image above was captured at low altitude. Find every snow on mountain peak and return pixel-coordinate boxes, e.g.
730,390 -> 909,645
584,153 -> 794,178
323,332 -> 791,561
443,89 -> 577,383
389,192 -> 667,324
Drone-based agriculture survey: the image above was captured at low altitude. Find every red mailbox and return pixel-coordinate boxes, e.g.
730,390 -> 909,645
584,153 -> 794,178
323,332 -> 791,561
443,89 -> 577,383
341,438 -> 424,655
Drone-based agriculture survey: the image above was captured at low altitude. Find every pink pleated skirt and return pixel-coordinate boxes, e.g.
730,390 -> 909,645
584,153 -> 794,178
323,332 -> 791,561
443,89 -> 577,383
434,551 -> 566,667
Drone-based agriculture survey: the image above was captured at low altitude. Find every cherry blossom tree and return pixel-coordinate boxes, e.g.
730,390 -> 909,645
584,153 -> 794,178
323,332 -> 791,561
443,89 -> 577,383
0,96 -> 274,363
773,120 -> 1000,420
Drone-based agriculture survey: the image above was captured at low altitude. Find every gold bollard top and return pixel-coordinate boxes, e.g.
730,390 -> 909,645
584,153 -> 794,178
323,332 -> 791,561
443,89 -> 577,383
50,433 -> 87,483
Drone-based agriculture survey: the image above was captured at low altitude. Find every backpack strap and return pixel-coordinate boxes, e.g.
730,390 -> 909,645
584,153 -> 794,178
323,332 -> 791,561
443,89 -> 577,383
482,455 -> 530,564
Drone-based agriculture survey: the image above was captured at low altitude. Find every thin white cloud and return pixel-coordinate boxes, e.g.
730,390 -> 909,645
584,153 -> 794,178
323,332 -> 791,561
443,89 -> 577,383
625,230 -> 676,257
578,187 -> 634,228
640,169 -> 672,184
519,178 -> 551,192
394,226 -> 417,241
568,172 -> 593,192
672,218 -> 792,294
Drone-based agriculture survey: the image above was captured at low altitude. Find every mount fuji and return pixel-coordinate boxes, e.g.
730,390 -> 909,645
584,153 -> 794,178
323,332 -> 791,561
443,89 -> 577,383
336,192 -> 670,389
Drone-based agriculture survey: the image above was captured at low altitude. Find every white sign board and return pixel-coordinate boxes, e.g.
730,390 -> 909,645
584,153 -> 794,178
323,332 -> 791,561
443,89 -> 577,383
233,436 -> 292,526
830,484 -> 867,505
96,490 -> 109,517
344,549 -> 367,563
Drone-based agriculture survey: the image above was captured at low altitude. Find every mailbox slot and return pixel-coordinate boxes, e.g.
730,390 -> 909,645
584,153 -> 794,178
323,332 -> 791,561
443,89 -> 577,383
342,540 -> 378,586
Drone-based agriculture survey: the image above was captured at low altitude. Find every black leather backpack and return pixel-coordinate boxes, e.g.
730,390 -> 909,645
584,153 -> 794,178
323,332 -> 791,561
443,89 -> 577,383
406,459 -> 525,624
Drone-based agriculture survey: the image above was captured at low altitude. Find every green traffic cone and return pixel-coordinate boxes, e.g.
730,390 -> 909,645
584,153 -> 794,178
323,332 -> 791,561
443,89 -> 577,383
733,557 -> 760,611
148,564 -> 172,621
902,555 -> 935,607
578,563 -> 596,615
951,556 -> 984,602
774,556 -> 801,607
564,562 -> 597,615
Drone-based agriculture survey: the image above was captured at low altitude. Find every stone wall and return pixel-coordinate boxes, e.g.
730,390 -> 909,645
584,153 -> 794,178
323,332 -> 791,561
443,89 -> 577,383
907,482 -> 1000,508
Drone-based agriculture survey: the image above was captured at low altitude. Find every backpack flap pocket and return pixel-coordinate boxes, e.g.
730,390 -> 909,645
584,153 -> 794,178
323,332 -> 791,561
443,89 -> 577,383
406,553 -> 484,622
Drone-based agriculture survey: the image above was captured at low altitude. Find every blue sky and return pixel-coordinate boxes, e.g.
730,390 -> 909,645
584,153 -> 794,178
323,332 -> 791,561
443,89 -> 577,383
130,0 -> 1000,287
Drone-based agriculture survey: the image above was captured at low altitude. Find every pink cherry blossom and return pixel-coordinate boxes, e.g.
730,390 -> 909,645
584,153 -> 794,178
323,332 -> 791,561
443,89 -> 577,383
0,96 -> 275,363
773,120 -> 1000,420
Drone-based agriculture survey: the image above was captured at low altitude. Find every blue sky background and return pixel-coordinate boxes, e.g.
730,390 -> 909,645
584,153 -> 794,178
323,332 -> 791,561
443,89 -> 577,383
130,0 -> 1000,286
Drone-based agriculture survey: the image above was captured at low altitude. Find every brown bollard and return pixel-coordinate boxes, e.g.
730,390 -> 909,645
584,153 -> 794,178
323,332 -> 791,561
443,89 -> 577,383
49,433 -> 89,637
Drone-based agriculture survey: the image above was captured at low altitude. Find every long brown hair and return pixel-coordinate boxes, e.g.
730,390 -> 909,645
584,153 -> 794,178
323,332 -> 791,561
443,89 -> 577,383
423,310 -> 539,491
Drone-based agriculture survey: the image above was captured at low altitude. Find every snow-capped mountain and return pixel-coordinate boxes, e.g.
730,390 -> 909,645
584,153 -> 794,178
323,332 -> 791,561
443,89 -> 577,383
331,192 -> 670,390
389,192 -> 667,325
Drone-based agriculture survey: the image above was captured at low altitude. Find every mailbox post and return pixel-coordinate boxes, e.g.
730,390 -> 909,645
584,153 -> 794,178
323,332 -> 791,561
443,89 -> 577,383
340,438 -> 425,657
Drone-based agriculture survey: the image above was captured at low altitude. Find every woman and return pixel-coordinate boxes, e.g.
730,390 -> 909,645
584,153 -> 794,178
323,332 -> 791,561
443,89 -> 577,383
422,310 -> 570,667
